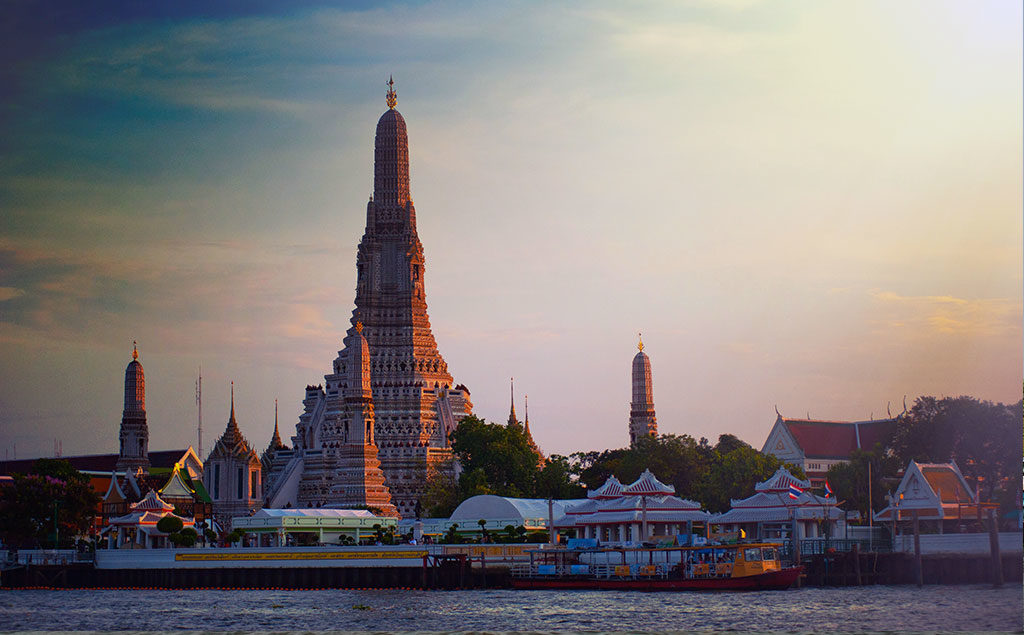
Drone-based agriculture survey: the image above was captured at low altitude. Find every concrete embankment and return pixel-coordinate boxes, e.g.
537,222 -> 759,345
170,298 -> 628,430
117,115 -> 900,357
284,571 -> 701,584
800,551 -> 1022,586
2,563 -> 509,589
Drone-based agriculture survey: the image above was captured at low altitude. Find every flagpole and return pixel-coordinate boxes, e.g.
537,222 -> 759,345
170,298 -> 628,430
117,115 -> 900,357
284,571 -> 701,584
868,461 -> 873,552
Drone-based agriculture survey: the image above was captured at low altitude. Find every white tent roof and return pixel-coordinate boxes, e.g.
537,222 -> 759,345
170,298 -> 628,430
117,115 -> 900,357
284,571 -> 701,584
449,495 -> 586,523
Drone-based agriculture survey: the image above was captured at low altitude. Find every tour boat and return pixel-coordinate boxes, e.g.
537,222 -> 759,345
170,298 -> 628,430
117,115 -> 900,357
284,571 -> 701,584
511,542 -> 802,591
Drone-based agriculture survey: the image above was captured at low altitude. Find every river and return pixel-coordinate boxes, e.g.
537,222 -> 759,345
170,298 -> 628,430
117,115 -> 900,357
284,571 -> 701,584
1,585 -> 1020,631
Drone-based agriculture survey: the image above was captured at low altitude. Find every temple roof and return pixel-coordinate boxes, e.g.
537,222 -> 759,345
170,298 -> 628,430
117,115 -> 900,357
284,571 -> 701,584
207,383 -> 259,462
130,489 -> 174,513
778,416 -> 896,460
588,476 -> 624,500
755,467 -> 811,493
0,448 -> 192,476
622,469 -> 675,497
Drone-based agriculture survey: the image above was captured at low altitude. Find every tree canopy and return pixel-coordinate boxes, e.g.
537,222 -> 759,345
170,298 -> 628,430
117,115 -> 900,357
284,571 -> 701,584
0,459 -> 100,548
890,395 -> 1022,500
570,433 -> 804,513
420,415 -> 583,516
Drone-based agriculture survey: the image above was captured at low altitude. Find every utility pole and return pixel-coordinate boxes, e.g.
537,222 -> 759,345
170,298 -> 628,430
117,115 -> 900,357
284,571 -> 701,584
196,367 -> 203,461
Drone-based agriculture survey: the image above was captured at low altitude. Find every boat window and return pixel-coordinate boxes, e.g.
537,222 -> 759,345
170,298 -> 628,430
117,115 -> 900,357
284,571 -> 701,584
762,548 -> 778,561
744,548 -> 761,561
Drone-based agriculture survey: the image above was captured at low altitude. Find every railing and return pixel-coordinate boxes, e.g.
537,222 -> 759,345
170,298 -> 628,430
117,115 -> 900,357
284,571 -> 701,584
778,537 -> 892,560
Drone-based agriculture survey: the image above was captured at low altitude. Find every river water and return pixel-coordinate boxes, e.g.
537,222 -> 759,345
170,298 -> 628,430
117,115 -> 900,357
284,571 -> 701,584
1,585 -> 1020,631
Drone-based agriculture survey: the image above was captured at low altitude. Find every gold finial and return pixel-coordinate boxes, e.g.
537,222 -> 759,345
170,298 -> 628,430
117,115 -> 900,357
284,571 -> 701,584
386,75 -> 397,110
132,340 -> 138,360
637,332 -> 644,352
355,321 -> 364,334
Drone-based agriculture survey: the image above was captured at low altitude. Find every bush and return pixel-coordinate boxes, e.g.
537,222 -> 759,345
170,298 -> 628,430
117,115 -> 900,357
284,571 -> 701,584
156,515 -> 184,534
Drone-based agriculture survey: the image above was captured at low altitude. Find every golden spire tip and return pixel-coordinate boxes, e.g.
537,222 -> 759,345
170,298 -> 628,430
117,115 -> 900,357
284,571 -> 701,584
386,76 -> 397,110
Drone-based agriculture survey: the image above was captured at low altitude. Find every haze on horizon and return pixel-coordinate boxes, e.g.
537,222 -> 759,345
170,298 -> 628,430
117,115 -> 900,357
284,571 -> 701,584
1,1 -> 1021,462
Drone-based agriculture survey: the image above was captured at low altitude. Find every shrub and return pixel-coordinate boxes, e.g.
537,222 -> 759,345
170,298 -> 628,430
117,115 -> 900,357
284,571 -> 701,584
156,515 -> 184,534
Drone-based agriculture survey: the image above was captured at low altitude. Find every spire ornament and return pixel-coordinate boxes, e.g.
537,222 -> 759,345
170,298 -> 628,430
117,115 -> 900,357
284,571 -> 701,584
132,340 -> 139,360
637,332 -> 644,352
386,75 -> 397,110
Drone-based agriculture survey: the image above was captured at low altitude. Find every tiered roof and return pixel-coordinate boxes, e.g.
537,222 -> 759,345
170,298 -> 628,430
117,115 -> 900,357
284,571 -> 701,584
208,383 -> 259,462
558,471 -> 708,529
873,461 -> 987,522
622,469 -> 675,497
713,467 -> 841,524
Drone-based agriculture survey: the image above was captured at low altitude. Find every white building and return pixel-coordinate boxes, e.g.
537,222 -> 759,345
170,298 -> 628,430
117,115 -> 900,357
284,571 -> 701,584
712,467 -> 843,540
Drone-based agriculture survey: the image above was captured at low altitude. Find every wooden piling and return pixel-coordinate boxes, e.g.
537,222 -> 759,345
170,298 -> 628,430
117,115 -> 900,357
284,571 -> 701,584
852,543 -> 861,586
988,508 -> 1003,587
913,510 -> 923,587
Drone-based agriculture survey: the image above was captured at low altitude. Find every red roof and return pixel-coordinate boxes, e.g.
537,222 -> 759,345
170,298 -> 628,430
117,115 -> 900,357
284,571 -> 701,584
783,418 -> 896,460
0,449 -> 191,476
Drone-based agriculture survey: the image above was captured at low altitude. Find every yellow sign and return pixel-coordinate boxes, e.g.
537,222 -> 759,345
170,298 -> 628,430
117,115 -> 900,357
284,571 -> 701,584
175,550 -> 427,562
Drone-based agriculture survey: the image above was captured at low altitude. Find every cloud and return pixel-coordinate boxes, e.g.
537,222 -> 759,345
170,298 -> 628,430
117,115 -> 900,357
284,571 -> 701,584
869,290 -> 1020,338
0,287 -> 25,301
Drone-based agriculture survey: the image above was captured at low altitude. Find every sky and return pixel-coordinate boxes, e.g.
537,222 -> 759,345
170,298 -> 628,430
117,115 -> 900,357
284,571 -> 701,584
1,0 -> 1021,461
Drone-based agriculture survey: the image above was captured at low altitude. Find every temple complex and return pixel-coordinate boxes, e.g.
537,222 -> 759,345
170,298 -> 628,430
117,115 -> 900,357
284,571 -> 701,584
628,334 -> 658,445
115,342 -> 150,473
264,79 -> 472,517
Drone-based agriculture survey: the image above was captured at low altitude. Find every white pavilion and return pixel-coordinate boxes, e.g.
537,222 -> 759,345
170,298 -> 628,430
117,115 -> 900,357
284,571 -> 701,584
711,467 -> 843,541
105,489 -> 195,549
555,470 -> 711,544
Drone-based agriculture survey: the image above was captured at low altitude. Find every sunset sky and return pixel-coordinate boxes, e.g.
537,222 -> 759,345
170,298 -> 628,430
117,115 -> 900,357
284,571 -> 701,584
2,1 -> 1021,461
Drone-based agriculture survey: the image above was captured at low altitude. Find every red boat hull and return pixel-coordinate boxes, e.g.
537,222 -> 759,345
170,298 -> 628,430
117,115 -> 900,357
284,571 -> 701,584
511,566 -> 803,591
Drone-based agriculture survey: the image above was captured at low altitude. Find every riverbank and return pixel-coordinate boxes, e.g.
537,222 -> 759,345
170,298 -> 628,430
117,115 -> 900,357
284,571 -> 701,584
2,550 -> 1020,590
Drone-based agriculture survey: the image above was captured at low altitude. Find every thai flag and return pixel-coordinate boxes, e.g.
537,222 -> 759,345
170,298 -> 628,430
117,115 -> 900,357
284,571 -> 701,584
788,484 -> 803,500
824,480 -> 834,498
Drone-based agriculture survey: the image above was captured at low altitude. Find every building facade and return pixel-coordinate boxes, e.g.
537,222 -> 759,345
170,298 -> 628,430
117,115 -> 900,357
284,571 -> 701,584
264,80 -> 472,517
204,385 -> 262,531
628,335 -> 658,445
761,410 -> 898,487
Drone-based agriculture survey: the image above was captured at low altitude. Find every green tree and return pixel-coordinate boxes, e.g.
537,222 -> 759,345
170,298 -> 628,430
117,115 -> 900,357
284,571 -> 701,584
0,459 -> 100,548
535,455 -> 586,500
893,396 -> 1022,500
451,416 -> 541,498
825,444 -> 900,522
569,434 -> 798,513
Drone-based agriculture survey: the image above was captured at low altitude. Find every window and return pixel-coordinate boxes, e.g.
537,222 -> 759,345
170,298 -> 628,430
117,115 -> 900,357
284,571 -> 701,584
251,470 -> 259,499
744,548 -> 761,562
213,464 -> 221,500
237,467 -> 244,499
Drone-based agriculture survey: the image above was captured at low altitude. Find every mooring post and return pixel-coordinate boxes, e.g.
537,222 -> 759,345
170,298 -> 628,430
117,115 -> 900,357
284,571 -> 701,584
852,542 -> 861,586
988,507 -> 1003,587
913,510 -> 923,587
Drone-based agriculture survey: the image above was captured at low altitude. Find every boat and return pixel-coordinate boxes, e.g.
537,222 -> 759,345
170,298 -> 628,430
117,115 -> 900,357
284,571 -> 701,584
511,542 -> 802,591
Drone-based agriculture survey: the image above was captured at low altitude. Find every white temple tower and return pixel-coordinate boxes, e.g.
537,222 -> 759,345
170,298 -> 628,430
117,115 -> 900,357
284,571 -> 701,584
265,79 -> 472,517
115,342 -> 149,473
629,334 -> 658,445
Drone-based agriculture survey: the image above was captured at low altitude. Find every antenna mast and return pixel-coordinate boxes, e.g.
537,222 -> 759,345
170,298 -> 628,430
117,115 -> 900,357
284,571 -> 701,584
196,366 -> 203,460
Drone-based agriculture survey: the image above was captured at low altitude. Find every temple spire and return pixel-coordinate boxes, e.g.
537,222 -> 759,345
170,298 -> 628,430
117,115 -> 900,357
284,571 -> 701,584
229,382 -> 237,425
272,398 -> 281,444
507,377 -> 518,426
386,75 -> 397,110
132,340 -> 138,360
637,332 -> 643,352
